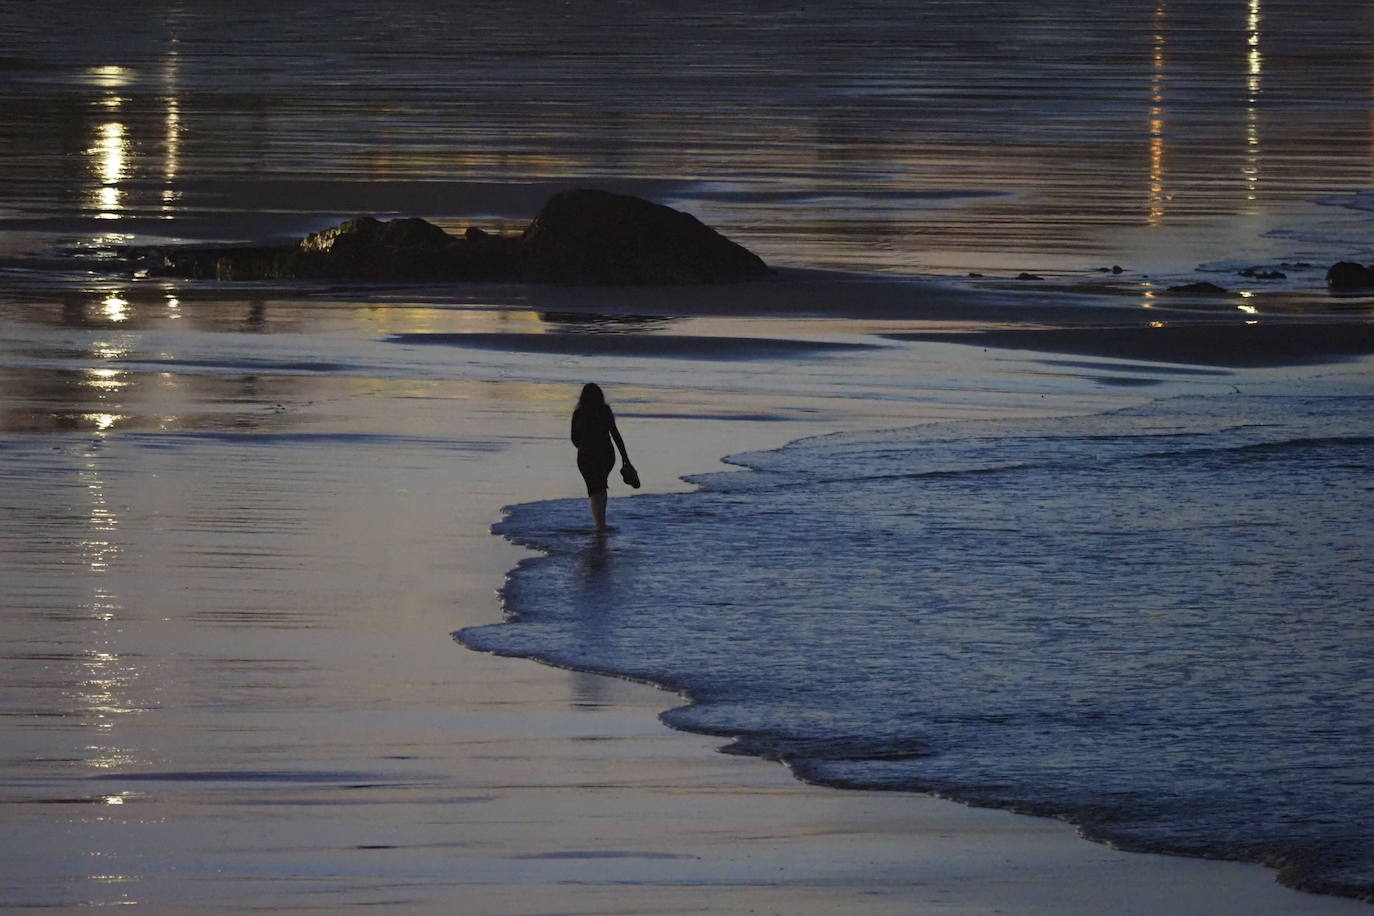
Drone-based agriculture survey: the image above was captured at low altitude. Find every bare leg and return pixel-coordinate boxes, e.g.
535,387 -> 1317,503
589,490 -> 608,531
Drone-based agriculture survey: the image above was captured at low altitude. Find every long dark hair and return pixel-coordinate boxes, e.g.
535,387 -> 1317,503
577,382 -> 606,410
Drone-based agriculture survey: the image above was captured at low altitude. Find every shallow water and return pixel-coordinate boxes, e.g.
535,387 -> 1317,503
466,381 -> 1374,899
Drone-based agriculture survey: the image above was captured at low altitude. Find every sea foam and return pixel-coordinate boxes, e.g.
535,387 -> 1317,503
463,386 -> 1374,900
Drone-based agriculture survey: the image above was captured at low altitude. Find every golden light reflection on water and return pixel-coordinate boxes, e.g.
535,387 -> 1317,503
87,65 -> 133,89
77,649 -> 135,731
85,52 -> 187,223
89,121 -> 128,219
79,465 -> 119,574
93,340 -> 130,361
102,295 -> 130,323
69,444 -> 141,782
162,47 -> 182,215
84,368 -> 127,394
95,118 -> 123,179
84,746 -> 138,771
1148,2 -> 1169,226
87,66 -> 131,220
82,413 -> 123,432
1244,0 -> 1264,206
76,47 -> 186,227
80,317 -> 132,430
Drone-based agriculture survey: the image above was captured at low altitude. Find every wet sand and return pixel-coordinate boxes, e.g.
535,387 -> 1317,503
890,321 -> 1374,368
3,289 -> 1372,912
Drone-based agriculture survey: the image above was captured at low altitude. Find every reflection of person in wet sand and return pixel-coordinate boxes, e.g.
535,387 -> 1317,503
571,382 -> 633,531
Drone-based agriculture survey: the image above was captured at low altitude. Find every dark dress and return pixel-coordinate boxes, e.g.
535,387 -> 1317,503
571,403 -> 618,494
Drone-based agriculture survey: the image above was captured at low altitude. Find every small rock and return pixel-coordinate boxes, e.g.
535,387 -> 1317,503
520,189 -> 771,284
1016,272 -> 1043,281
1162,281 -> 1236,296
1239,267 -> 1286,280
299,215 -> 448,255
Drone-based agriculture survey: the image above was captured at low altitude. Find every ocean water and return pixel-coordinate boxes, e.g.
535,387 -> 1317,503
465,381 -> 1374,900
3,0 -> 1374,280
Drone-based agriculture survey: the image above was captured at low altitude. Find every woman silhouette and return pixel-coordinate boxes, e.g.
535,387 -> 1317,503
571,383 -> 633,531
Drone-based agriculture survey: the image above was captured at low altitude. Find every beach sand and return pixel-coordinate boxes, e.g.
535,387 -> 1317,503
4,286 -> 1372,913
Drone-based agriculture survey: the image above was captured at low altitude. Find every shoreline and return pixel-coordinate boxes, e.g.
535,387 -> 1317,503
2,283 -> 1371,911
455,327 -> 1374,912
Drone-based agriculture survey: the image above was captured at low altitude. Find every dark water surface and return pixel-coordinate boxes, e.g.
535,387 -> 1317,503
3,0 -> 1373,278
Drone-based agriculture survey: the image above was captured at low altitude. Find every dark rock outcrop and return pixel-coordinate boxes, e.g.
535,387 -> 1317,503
294,214 -> 521,281
519,189 -> 769,285
124,190 -> 771,286
1327,261 -> 1374,291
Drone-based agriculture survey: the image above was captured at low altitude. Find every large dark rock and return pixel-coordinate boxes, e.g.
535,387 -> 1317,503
1327,261 -> 1374,290
519,189 -> 770,284
122,190 -> 770,286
